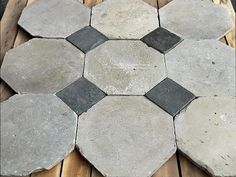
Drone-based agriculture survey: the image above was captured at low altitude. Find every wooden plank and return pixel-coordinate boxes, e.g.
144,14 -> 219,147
143,0 -> 158,7
31,163 -> 62,177
0,81 -> 15,102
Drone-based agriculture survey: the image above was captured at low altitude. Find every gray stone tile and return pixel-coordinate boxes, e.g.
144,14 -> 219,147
1,38 -> 84,94
56,77 -> 106,115
175,97 -> 236,177
18,0 -> 90,38
159,0 -> 233,40
141,27 -> 183,54
84,40 -> 166,95
0,94 -> 77,177
77,96 -> 176,177
145,78 -> 195,116
66,26 -> 108,53
165,40 -> 235,96
91,0 -> 158,39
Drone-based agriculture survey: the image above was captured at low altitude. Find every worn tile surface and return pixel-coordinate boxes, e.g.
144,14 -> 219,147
18,0 -> 90,38
0,94 -> 77,177
56,77 -> 106,115
77,96 -> 176,177
66,26 -> 108,53
1,38 -> 84,94
159,0 -> 233,40
141,27 -> 183,54
175,97 -> 236,177
165,40 -> 235,96
145,78 -> 195,116
91,0 -> 158,39
85,40 -> 166,95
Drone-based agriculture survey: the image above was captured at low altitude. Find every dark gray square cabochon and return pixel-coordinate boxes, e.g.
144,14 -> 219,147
145,78 -> 195,116
66,26 -> 108,53
56,77 -> 106,115
141,27 -> 183,54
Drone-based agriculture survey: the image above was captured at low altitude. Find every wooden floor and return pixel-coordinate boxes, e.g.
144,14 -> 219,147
0,0 -> 235,177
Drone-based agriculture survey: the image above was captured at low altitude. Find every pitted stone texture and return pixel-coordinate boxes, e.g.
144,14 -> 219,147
18,0 -> 90,38
165,40 -> 235,96
175,97 -> 236,177
77,96 -> 176,177
91,0 -> 158,39
1,39 -> 84,94
159,0 -> 233,40
0,94 -> 77,177
84,40 -> 166,95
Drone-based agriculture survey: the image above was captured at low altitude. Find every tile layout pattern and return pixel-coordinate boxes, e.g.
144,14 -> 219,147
91,0 -> 159,39
66,26 -> 108,53
56,77 -> 106,115
18,0 -> 90,38
1,38 -> 84,94
165,40 -> 235,96
159,0 -> 233,40
145,78 -> 195,116
175,97 -> 236,177
77,96 -> 176,177
1,94 -> 77,177
84,40 -> 166,95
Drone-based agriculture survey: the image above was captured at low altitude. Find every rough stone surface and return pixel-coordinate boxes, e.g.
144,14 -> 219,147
145,78 -> 195,116
84,40 -> 166,95
66,26 -> 108,53
165,40 -> 235,96
159,0 -> 233,40
77,96 -> 176,177
56,77 -> 106,115
175,97 -> 236,177
1,38 -> 84,94
1,94 -> 77,177
91,0 -> 159,39
18,0 -> 90,38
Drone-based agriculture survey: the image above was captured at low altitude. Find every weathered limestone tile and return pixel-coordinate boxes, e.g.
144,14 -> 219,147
77,96 -> 176,177
91,0 -> 159,39
159,0 -> 233,40
0,94 -> 77,177
56,77 -> 106,115
145,78 -> 195,116
84,40 -> 166,95
165,40 -> 235,96
1,38 -> 84,94
175,97 -> 236,177
18,0 -> 90,38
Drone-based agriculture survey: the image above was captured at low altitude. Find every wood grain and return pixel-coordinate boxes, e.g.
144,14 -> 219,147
31,163 -> 62,177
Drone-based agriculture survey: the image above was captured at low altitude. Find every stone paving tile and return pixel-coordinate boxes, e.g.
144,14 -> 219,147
56,77 -> 106,115
145,78 -> 195,117
91,0 -> 158,39
0,94 -> 77,177
84,40 -> 166,95
159,0 -> 233,40
165,40 -> 235,96
66,26 -> 108,53
175,97 -> 236,177
76,96 -> 176,177
1,38 -> 84,94
18,0 -> 90,38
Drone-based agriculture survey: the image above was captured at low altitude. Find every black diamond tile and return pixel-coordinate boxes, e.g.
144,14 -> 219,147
66,26 -> 108,53
141,27 -> 183,54
56,77 -> 106,115
145,78 -> 195,116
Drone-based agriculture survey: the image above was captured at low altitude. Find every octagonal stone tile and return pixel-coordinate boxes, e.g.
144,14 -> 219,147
84,40 -> 166,95
1,94 -> 77,177
165,40 -> 235,96
1,38 -> 84,94
76,96 -> 176,177
175,97 -> 236,177
18,0 -> 90,38
159,0 -> 233,40
91,0 -> 159,39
